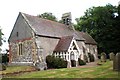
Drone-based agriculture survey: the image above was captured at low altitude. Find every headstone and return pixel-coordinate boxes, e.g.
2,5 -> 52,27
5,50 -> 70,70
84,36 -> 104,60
35,62 -> 47,70
101,52 -> 106,62
113,52 -> 120,71
109,52 -> 115,61
113,55 -> 117,71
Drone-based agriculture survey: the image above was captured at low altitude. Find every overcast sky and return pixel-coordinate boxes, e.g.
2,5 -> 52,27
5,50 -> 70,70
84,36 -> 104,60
0,0 -> 119,52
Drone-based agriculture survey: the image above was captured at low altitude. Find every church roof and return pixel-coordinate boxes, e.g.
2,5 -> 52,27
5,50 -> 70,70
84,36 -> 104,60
19,12 -> 97,45
79,32 -> 97,45
54,36 -> 73,52
21,12 -> 85,41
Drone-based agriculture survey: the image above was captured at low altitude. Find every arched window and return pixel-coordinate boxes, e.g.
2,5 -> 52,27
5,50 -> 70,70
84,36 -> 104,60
18,43 -> 23,55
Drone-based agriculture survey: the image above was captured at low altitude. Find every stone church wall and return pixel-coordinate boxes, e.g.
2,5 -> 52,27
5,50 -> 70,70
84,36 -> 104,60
9,39 -> 36,63
35,36 -> 60,61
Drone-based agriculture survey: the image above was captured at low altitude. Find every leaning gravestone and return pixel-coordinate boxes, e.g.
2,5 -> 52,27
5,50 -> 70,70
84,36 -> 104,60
101,52 -> 106,62
109,52 -> 115,61
113,52 -> 120,71
35,62 -> 47,70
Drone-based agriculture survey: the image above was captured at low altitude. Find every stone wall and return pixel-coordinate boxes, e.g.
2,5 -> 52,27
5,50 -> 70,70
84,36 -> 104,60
10,39 -> 36,63
35,36 -> 60,61
86,44 -> 98,60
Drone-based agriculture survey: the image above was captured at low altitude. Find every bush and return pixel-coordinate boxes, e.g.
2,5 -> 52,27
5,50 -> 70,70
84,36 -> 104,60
78,58 -> 86,65
46,55 -> 67,69
84,55 -> 88,62
46,55 -> 55,68
0,63 -> 6,71
88,53 -> 95,62
71,60 -> 76,67
0,54 -> 9,63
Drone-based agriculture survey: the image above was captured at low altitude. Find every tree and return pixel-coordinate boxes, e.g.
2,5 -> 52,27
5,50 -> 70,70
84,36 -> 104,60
75,4 -> 120,54
38,12 -> 57,22
0,27 -> 4,46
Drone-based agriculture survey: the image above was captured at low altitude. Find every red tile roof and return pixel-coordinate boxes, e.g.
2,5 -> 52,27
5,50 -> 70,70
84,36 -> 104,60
54,36 -> 73,52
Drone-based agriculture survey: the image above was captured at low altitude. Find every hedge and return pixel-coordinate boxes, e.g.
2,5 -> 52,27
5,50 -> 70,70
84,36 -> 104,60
46,55 -> 67,69
78,58 -> 86,65
0,54 -> 9,63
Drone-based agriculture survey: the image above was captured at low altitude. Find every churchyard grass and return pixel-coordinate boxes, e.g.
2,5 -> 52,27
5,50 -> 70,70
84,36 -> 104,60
3,60 -> 119,78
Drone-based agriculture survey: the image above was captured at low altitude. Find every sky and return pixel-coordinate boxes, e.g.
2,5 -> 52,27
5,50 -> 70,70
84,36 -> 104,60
0,0 -> 119,52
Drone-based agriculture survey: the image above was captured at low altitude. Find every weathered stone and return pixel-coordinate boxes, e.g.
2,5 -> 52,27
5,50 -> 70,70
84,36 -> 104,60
34,62 -> 47,70
101,52 -> 106,62
109,52 -> 115,61
113,55 -> 117,71
10,40 -> 35,63
113,52 -> 120,71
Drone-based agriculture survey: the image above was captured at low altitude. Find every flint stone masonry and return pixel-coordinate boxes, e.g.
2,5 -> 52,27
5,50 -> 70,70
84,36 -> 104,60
10,39 -> 34,63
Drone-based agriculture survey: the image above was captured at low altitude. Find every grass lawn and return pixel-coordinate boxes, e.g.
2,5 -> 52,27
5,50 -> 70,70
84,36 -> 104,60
0,66 -> 36,75
3,60 -> 120,78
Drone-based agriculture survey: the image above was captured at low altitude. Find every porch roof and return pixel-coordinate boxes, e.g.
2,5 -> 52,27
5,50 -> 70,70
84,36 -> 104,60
54,36 -> 73,52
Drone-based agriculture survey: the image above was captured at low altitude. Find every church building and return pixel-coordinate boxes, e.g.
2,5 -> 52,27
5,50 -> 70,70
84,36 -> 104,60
8,12 -> 98,69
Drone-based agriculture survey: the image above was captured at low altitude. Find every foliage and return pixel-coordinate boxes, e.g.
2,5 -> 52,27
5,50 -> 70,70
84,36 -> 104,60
101,52 -> 106,62
46,55 -> 67,69
0,63 -> 6,71
84,54 -> 88,62
0,54 -> 9,63
75,4 -> 120,54
78,58 -> 86,65
88,53 -> 95,62
0,28 -> 4,46
38,12 -> 57,22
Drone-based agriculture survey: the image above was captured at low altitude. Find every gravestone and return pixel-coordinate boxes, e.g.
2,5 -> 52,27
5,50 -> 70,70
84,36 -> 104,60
35,62 -> 47,70
109,52 -> 115,61
113,53 -> 120,71
101,52 -> 106,62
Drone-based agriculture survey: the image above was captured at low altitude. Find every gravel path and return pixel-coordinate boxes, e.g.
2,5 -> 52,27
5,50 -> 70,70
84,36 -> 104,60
76,61 -> 99,68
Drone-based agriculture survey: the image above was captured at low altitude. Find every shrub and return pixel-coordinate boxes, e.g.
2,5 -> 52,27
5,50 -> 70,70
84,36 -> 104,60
46,55 -> 67,69
109,52 -> 115,61
84,55 -> 88,63
71,60 -> 76,67
0,63 -> 6,71
46,55 -> 55,68
0,54 -> 9,63
78,58 -> 86,65
101,52 -> 106,62
88,53 -> 95,62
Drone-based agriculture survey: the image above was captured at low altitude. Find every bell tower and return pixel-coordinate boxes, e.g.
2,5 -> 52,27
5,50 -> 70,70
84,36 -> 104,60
62,12 -> 75,30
